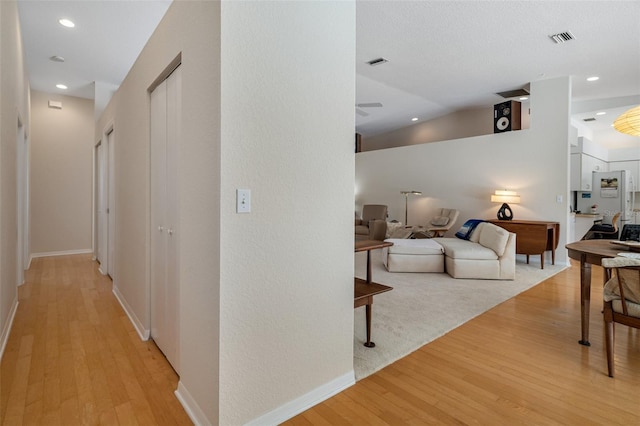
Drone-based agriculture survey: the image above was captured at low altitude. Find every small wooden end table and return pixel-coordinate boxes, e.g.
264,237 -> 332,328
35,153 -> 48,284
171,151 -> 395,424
354,240 -> 393,347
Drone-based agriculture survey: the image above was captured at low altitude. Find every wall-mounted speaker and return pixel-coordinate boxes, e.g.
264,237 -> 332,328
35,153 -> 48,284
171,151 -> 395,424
494,100 -> 521,133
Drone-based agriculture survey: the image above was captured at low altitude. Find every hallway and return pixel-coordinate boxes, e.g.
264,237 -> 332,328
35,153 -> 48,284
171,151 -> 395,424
0,255 -> 191,425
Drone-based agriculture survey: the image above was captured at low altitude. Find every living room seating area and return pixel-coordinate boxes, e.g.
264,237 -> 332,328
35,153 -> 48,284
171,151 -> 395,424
383,221 -> 516,280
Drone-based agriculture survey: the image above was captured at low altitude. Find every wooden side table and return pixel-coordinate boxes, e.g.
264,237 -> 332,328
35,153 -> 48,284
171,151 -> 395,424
354,240 -> 393,347
488,219 -> 559,269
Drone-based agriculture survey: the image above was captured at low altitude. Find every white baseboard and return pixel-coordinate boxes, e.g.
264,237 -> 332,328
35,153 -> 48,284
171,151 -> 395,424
175,381 -> 212,426
0,298 -> 19,362
175,371 -> 354,426
29,248 -> 93,266
245,371 -> 355,426
112,286 -> 150,341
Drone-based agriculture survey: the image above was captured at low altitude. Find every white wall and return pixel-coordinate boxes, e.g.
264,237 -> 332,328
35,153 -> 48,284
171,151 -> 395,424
356,77 -> 571,266
609,146 -> 640,162
96,1 -> 355,424
29,90 -> 94,256
219,2 -> 355,424
96,1 -> 223,422
0,0 -> 30,357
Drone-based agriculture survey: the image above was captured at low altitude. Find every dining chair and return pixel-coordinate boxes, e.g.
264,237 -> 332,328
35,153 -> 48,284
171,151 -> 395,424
601,257 -> 640,377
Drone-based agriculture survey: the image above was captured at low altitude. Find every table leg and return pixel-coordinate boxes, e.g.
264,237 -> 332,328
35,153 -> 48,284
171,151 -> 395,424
551,226 -> 557,265
366,250 -> 372,284
579,259 -> 591,346
364,300 -> 375,348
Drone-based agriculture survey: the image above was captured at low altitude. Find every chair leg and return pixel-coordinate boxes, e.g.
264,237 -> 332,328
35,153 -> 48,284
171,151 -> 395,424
604,317 -> 615,378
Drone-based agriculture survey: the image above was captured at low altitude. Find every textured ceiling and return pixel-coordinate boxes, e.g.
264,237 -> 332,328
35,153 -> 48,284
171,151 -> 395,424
17,0 -> 172,99
355,1 -> 640,148
16,1 -> 640,149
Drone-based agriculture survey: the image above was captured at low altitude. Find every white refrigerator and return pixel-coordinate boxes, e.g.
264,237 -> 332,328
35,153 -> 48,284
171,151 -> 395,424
590,170 -> 636,226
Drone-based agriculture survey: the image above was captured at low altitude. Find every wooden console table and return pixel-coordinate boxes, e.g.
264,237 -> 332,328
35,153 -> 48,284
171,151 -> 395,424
488,219 -> 560,269
354,240 -> 393,347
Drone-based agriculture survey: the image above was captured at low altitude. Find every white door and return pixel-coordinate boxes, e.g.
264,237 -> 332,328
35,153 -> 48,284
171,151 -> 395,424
95,141 -> 106,268
16,118 -> 27,285
107,129 -> 116,278
95,135 -> 111,276
150,66 -> 181,372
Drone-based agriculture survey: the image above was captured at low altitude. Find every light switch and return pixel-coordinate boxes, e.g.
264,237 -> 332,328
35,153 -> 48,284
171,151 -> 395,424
236,189 -> 251,213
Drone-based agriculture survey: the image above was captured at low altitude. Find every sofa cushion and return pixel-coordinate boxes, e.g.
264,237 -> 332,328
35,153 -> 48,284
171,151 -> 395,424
385,238 -> 444,255
477,223 -> 510,256
437,238 -> 498,260
354,225 -> 369,235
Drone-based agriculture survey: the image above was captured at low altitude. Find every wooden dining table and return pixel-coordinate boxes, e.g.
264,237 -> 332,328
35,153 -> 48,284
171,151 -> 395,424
565,239 -> 624,346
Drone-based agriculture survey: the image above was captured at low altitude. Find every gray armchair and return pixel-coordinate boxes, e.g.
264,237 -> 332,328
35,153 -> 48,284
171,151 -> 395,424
355,204 -> 388,241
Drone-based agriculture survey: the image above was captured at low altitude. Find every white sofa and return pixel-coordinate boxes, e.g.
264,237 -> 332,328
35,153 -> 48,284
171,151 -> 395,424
437,222 -> 516,280
383,221 -> 515,280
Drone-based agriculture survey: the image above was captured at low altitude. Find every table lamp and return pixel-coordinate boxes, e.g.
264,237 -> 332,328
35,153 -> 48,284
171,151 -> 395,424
491,190 -> 520,220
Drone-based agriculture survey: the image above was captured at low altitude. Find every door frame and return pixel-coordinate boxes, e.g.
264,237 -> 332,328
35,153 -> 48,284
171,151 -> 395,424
95,122 -> 115,279
16,115 -> 29,285
149,59 -> 181,373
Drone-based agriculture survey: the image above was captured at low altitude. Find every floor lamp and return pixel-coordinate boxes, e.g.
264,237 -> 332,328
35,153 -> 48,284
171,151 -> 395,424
401,190 -> 422,224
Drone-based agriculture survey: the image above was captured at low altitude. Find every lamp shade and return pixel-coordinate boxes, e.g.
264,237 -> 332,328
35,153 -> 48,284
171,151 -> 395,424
490,190 -> 520,204
613,105 -> 640,137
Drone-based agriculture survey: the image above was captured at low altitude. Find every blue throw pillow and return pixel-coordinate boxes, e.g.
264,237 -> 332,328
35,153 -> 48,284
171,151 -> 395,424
455,219 -> 484,240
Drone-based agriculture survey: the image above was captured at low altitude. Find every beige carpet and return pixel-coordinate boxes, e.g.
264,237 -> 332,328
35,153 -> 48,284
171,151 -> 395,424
353,249 -> 566,380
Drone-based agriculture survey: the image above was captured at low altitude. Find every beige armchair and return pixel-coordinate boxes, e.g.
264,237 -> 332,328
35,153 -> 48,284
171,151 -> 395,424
355,204 -> 388,241
411,208 -> 460,238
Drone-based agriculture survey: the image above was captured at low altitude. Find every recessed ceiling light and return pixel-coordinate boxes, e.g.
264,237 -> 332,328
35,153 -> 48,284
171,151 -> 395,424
59,18 -> 75,28
56,84 -> 68,90
587,76 -> 599,82
411,117 -> 418,122
519,97 -> 529,101
596,111 -> 606,116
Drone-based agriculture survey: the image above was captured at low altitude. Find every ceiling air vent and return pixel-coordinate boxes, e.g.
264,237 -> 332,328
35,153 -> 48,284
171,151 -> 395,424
367,57 -> 388,66
549,31 -> 575,44
583,117 -> 596,122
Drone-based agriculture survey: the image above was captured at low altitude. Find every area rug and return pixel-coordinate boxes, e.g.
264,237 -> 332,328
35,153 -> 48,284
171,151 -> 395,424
353,250 -> 566,380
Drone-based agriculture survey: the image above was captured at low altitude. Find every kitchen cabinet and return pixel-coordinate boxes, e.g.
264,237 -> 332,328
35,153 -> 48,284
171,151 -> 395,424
570,153 -> 608,191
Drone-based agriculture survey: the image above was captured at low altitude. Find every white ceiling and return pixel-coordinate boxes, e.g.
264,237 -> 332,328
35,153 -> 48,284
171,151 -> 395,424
17,0 -> 172,99
17,1 -> 640,149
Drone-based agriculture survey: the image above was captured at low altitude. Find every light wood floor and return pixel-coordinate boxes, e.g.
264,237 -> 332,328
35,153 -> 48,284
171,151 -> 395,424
2,256 -> 639,425
286,260 -> 640,425
0,255 -> 192,425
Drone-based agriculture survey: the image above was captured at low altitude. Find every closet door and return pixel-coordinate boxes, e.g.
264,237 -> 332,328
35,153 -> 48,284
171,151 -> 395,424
150,66 -> 181,372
